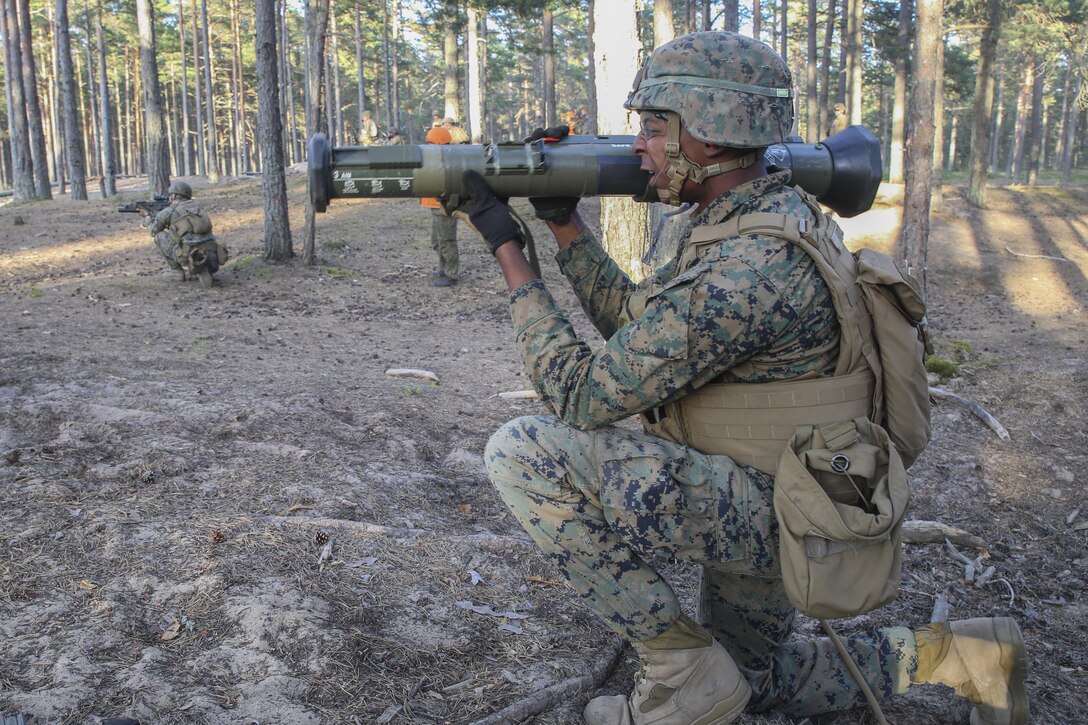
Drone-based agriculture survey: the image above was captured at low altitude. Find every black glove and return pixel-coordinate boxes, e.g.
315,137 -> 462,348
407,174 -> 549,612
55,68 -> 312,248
523,127 -> 579,225
460,170 -> 524,255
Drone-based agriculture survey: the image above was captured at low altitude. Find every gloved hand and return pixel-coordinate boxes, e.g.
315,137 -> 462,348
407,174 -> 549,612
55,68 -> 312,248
523,126 -> 580,225
459,170 -> 524,255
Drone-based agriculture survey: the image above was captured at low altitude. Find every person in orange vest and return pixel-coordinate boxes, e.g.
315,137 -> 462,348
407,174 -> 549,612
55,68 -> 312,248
420,126 -> 459,287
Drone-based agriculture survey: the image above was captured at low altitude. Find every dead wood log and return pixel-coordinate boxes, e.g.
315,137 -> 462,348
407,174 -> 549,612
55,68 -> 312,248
902,520 -> 988,549
264,515 -> 534,551
468,637 -> 627,725
929,387 -> 1010,441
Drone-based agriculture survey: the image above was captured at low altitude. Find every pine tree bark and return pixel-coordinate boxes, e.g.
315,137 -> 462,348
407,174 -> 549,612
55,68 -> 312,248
302,0 -> 329,267
847,0 -> 864,124
1007,62 -> 1032,180
135,0 -> 169,195
753,0 -> 761,40
543,7 -> 555,127
329,8 -> 342,146
1025,56 -> 1045,187
466,7 -> 482,142
256,0 -> 292,261
192,0 -> 206,176
16,0 -> 52,197
391,0 -> 401,129
931,10 -> 945,212
201,0 -> 219,181
55,0 -> 86,199
819,0 -> 836,135
888,0 -> 911,183
442,3 -> 458,121
587,0 -> 597,134
4,0 -> 35,199
897,0 -> 938,299
95,0 -> 115,195
178,0 -> 190,175
593,0 -> 650,281
805,0 -> 818,141
354,5 -> 365,140
1059,68 -> 1082,183
654,0 -> 675,42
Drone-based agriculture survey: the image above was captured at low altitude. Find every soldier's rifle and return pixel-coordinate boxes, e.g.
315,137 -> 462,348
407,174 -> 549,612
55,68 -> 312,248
117,196 -> 171,216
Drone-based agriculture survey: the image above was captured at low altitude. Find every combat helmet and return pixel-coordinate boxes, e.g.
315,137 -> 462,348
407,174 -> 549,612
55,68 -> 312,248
625,31 -> 794,204
168,180 -> 193,199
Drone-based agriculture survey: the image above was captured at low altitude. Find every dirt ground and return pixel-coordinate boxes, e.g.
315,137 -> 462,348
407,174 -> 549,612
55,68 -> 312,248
1,168 -> 1085,725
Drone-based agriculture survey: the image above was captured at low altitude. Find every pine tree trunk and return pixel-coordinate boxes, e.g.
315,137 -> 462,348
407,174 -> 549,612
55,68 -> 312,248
931,11 -> 945,212
45,5 -> 66,194
302,0 -> 329,267
1060,70 -> 1082,182
95,0 -> 115,195
201,0 -> 218,181
594,0 -> 649,281
897,0 -> 938,299
587,0 -> 597,134
4,0 -> 35,200
887,0 -> 910,182
17,0 -> 52,197
543,8 -> 555,127
329,8 -> 342,147
655,0 -> 675,41
192,0 -> 206,175
354,5 -> 365,140
442,6 -> 458,121
990,68 -> 1004,170
231,0 -> 245,173
466,7 -> 482,142
136,0 -> 169,194
848,0 -> 864,124
753,0 -> 761,40
391,0 -> 401,129
55,0 -> 86,199
178,0 -> 190,175
966,0 -> 1000,206
805,0 -> 818,141
281,1 -> 298,163
256,0 -> 292,260
721,0 -> 738,31
1008,62 -> 1032,180
1025,56 -> 1045,187
819,0 -> 836,135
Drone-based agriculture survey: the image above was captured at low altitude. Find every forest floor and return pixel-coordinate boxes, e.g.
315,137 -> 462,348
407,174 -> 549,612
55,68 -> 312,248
1,168 -> 1086,725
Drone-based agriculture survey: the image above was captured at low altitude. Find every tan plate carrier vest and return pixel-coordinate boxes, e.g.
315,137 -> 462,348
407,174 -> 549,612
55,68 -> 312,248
642,190 -> 928,475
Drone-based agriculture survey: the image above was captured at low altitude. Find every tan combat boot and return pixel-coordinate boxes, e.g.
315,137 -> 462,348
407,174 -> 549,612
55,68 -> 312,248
915,618 -> 1029,725
583,614 -> 751,725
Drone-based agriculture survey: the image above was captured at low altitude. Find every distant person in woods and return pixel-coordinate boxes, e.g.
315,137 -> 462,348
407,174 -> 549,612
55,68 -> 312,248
453,31 -> 1028,725
386,127 -> 404,145
146,180 -> 227,288
360,110 -> 379,146
420,126 -> 460,287
828,102 -> 848,136
432,110 -> 444,128
443,117 -> 470,144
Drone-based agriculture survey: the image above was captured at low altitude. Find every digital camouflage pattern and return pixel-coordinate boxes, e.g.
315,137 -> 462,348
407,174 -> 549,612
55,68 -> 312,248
625,31 -> 794,148
147,199 -> 217,270
486,173 -> 922,715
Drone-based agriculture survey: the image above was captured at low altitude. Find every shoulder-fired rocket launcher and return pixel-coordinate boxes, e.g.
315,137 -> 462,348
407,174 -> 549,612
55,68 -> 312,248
308,125 -> 882,218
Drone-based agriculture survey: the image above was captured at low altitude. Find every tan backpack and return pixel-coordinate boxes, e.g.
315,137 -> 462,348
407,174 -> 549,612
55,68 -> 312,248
674,189 -> 930,620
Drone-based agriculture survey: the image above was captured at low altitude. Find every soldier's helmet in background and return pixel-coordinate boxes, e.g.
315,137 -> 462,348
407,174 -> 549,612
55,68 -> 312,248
625,31 -> 793,148
168,180 -> 193,199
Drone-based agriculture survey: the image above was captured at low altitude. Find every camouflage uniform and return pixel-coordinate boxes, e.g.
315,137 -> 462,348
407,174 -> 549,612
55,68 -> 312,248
146,198 -> 216,270
485,173 -> 917,716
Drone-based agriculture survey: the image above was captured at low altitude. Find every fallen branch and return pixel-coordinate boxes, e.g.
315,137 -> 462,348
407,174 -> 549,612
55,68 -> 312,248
265,515 -> 534,551
930,591 -> 950,623
1004,246 -> 1075,264
929,387 -> 1010,441
468,637 -> 627,725
902,520 -> 988,549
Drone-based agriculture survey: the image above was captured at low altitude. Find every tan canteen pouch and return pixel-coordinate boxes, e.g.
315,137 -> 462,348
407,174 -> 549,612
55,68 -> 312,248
774,418 -> 910,619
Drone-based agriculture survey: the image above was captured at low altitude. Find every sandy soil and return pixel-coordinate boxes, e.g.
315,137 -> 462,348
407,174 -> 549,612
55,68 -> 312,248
1,171 -> 1085,725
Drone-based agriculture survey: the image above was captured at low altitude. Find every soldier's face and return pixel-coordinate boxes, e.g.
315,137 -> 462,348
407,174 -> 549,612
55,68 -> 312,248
633,111 -> 670,187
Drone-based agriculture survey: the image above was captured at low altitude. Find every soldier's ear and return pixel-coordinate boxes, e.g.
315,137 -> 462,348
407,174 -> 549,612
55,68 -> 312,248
702,142 -> 730,159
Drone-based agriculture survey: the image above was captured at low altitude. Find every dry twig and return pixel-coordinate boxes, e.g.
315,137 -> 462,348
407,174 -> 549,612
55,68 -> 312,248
902,520 -> 988,549
467,637 -> 627,725
930,387 -> 1010,440
1004,246 -> 1075,264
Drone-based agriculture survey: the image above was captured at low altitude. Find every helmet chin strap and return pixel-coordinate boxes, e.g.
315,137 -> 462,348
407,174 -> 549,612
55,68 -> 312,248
656,112 -> 758,205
